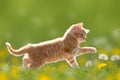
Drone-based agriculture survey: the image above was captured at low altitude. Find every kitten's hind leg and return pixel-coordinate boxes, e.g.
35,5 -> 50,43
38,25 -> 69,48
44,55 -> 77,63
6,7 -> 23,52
29,60 -> 44,70
22,54 -> 32,69
66,56 -> 79,68
29,62 -> 43,70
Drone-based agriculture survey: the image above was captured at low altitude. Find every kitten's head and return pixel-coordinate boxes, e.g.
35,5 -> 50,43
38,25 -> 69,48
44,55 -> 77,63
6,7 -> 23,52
65,22 -> 90,42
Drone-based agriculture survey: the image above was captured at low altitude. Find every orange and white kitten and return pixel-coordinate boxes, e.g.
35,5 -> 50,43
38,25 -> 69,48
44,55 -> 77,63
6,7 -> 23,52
6,22 -> 97,69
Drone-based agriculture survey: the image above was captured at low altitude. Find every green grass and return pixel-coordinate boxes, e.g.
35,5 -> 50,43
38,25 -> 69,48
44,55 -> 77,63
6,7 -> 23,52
0,0 -> 120,80
0,51 -> 120,80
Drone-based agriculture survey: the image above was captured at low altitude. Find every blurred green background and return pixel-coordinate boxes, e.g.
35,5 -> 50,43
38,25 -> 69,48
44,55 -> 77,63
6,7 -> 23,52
0,0 -> 120,80
0,0 -> 120,45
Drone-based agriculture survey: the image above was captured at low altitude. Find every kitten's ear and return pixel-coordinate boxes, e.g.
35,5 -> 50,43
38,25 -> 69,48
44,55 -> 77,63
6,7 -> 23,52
85,29 -> 90,33
75,22 -> 83,30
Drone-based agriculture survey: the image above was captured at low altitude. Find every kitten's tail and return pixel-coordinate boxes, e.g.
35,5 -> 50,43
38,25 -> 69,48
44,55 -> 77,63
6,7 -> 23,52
5,42 -> 26,56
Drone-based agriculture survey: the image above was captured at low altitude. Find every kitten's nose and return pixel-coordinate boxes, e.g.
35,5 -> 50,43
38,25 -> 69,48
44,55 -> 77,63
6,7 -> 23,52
81,34 -> 86,40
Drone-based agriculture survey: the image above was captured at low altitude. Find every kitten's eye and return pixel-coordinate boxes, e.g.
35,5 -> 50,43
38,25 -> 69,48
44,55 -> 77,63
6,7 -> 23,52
80,34 -> 84,37
75,33 -> 79,36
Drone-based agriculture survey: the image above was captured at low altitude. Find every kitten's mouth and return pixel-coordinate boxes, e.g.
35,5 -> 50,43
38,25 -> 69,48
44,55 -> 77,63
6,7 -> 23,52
79,38 -> 86,42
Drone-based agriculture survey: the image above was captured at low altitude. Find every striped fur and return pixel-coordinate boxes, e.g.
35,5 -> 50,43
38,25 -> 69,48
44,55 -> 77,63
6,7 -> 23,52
6,22 -> 97,69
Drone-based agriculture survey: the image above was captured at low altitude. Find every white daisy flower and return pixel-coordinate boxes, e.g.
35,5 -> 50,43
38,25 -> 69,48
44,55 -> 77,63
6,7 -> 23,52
85,61 -> 93,67
98,54 -> 108,60
111,55 -> 120,61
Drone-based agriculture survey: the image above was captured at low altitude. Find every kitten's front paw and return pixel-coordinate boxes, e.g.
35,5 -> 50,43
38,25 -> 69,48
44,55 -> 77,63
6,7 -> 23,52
90,47 -> 97,53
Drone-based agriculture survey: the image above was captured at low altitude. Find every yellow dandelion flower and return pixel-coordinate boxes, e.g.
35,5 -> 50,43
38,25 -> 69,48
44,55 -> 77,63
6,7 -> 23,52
38,74 -> 52,80
116,71 -> 120,80
11,66 -> 20,79
106,75 -> 113,80
112,48 -> 120,54
98,63 -> 107,69
0,72 -> 8,80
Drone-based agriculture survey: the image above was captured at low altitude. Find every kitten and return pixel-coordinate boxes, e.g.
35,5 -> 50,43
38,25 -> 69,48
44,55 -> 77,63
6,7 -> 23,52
6,22 -> 97,69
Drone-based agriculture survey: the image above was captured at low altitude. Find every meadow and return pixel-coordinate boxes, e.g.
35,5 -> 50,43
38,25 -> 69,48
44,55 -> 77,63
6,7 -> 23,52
1,44 -> 120,80
0,0 -> 120,80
